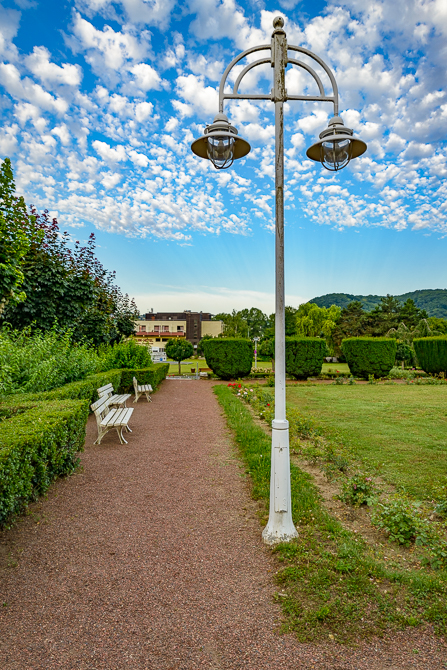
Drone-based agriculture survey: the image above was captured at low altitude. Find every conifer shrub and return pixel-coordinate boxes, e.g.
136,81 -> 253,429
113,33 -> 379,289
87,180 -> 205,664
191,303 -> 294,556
285,337 -> 327,379
341,337 -> 396,379
203,338 -> 253,380
413,336 -> 447,375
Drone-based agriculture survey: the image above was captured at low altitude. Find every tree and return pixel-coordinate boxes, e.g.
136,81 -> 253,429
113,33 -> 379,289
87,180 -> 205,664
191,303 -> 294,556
332,301 -> 366,355
265,305 -> 298,339
239,307 -> 269,338
399,298 -> 428,328
0,158 -> 31,316
165,338 -> 194,375
3,208 -> 138,345
197,334 -> 213,356
295,303 -> 340,352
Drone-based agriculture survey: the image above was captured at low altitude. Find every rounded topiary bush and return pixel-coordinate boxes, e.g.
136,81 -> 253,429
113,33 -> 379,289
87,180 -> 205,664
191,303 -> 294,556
413,337 -> 447,375
285,337 -> 327,379
203,338 -> 254,380
341,337 -> 397,379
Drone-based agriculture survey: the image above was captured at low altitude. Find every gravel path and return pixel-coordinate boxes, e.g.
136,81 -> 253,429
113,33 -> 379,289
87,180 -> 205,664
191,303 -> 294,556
0,380 -> 446,669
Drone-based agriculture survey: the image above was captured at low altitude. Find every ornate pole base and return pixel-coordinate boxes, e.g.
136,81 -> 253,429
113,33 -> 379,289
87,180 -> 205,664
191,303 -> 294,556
262,421 -> 298,546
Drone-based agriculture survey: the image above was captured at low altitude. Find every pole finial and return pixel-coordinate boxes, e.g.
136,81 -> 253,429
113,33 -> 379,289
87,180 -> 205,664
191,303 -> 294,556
273,16 -> 284,29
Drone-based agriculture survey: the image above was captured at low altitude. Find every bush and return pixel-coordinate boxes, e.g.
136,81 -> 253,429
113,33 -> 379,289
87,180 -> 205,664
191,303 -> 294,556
203,338 -> 253,380
0,398 -> 89,526
341,337 -> 397,379
119,363 -> 169,393
1,370 -> 123,407
371,497 -> 423,546
0,327 -> 100,396
99,338 -> 152,370
413,336 -> 447,375
339,474 -> 378,507
285,337 -> 326,379
395,342 -> 415,367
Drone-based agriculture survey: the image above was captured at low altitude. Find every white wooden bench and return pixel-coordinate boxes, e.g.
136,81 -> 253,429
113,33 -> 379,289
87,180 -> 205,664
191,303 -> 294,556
133,376 -> 153,403
91,396 -> 134,445
97,383 -> 131,408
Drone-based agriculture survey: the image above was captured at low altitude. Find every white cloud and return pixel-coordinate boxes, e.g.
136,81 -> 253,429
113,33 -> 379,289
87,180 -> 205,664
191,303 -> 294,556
128,62 -> 161,91
175,73 -> 219,118
0,63 -> 68,113
25,46 -> 82,88
92,139 -> 127,162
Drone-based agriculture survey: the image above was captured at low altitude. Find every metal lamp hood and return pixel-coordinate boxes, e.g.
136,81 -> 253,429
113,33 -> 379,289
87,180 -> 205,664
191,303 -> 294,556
190,113 -> 251,170
306,116 -> 367,171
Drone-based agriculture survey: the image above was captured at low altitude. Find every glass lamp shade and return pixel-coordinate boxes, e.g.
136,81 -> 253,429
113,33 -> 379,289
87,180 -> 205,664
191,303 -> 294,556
321,137 -> 352,171
191,113 -> 251,170
207,134 -> 236,169
306,116 -> 367,172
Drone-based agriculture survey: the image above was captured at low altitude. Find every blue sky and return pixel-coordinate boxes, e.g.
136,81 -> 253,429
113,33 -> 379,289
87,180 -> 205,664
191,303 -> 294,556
0,0 -> 446,314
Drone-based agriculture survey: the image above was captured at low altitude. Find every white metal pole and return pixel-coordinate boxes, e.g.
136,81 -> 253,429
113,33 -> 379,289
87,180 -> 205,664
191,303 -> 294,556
262,20 -> 298,545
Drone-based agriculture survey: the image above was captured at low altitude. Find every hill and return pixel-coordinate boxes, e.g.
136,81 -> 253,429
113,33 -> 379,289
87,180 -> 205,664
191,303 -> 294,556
310,289 -> 447,318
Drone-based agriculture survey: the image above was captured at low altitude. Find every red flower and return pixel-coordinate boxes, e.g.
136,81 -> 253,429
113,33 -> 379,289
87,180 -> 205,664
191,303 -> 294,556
267,403 -> 270,406
238,384 -> 241,388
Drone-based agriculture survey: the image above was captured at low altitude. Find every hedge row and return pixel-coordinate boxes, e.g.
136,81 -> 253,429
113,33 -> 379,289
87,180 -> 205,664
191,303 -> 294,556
119,363 -> 170,393
341,337 -> 396,379
0,363 -> 169,527
413,337 -> 447,375
285,337 -> 327,379
0,399 -> 89,526
203,339 -> 253,380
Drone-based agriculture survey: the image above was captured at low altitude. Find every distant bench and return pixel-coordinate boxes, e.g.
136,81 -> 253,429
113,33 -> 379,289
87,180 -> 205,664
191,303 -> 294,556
91,396 -> 134,445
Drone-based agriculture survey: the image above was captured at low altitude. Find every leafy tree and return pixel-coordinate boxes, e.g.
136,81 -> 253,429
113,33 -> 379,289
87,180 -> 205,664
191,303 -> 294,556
258,337 -> 275,365
265,305 -> 298,339
238,307 -> 269,338
399,298 -> 428,328
0,158 -> 31,316
3,208 -> 138,345
428,317 -> 447,335
295,303 -> 340,353
332,301 -> 366,355
165,338 -> 194,375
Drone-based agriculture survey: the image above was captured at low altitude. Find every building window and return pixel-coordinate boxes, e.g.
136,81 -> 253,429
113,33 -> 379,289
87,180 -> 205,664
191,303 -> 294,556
163,326 -> 169,332
162,338 -> 168,342
156,338 -> 161,342
154,326 -> 160,332
140,325 -> 146,332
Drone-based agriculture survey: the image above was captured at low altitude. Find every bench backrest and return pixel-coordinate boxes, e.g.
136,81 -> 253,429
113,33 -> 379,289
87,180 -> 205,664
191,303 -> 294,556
133,377 -> 138,393
91,395 -> 112,428
98,383 -> 114,398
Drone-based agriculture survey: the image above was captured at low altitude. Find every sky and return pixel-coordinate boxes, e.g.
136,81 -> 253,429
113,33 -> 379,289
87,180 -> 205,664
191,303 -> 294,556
0,0 -> 446,315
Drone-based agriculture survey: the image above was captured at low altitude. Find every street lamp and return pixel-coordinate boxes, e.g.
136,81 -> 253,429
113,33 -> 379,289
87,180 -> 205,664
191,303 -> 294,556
253,336 -> 260,369
191,16 -> 367,545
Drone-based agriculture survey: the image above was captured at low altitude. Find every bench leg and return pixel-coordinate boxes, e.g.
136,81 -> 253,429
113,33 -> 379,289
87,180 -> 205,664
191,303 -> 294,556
125,424 -> 132,433
133,391 -> 140,403
145,392 -> 152,402
118,426 -> 128,444
94,427 -> 108,445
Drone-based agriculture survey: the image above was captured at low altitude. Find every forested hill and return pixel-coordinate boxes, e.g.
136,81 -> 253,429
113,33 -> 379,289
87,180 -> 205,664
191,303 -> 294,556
310,289 -> 447,318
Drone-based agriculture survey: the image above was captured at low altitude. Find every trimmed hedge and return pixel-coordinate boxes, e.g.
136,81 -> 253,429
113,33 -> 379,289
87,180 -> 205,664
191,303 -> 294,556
285,337 -> 327,379
119,363 -> 169,393
203,338 -> 254,380
0,370 -> 123,407
341,337 -> 397,379
413,337 -> 447,375
0,398 -> 89,526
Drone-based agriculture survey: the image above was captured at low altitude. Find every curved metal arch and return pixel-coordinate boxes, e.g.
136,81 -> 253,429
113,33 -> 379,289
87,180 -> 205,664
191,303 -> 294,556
218,44 -> 270,112
233,57 -> 271,94
288,44 -> 339,114
286,58 -> 325,97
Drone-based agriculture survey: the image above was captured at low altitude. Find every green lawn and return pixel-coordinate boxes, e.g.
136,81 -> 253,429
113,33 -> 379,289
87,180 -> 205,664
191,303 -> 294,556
287,384 -> 447,498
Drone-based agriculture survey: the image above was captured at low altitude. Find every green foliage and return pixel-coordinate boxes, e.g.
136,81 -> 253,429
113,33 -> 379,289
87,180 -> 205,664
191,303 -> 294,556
285,337 -> 327,379
0,158 -> 31,312
165,338 -> 194,374
295,303 -> 340,354
258,337 -> 275,361
339,474 -> 378,507
2,186 -> 139,345
413,336 -> 447,375
372,498 -> 425,546
214,307 -> 270,339
312,289 -> 447,319
99,338 -> 152,370
341,337 -> 397,379
0,398 -> 89,527
203,338 -> 253,379
119,363 -> 169,393
0,326 -> 100,396
196,334 -> 213,356
395,342 -> 415,366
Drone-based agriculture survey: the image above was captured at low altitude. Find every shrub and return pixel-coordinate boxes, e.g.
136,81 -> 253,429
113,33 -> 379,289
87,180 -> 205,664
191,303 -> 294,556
395,342 -> 415,367
413,336 -> 447,375
203,338 -> 253,380
0,398 -> 89,526
339,474 -> 378,507
285,337 -> 326,379
341,337 -> 397,379
99,338 -> 152,370
1,370 -> 122,407
371,497 -> 423,545
0,327 -> 100,396
119,363 -> 169,393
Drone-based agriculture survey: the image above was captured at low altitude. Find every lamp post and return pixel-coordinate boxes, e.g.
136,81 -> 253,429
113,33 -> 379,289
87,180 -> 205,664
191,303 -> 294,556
191,16 -> 366,544
253,336 -> 260,369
